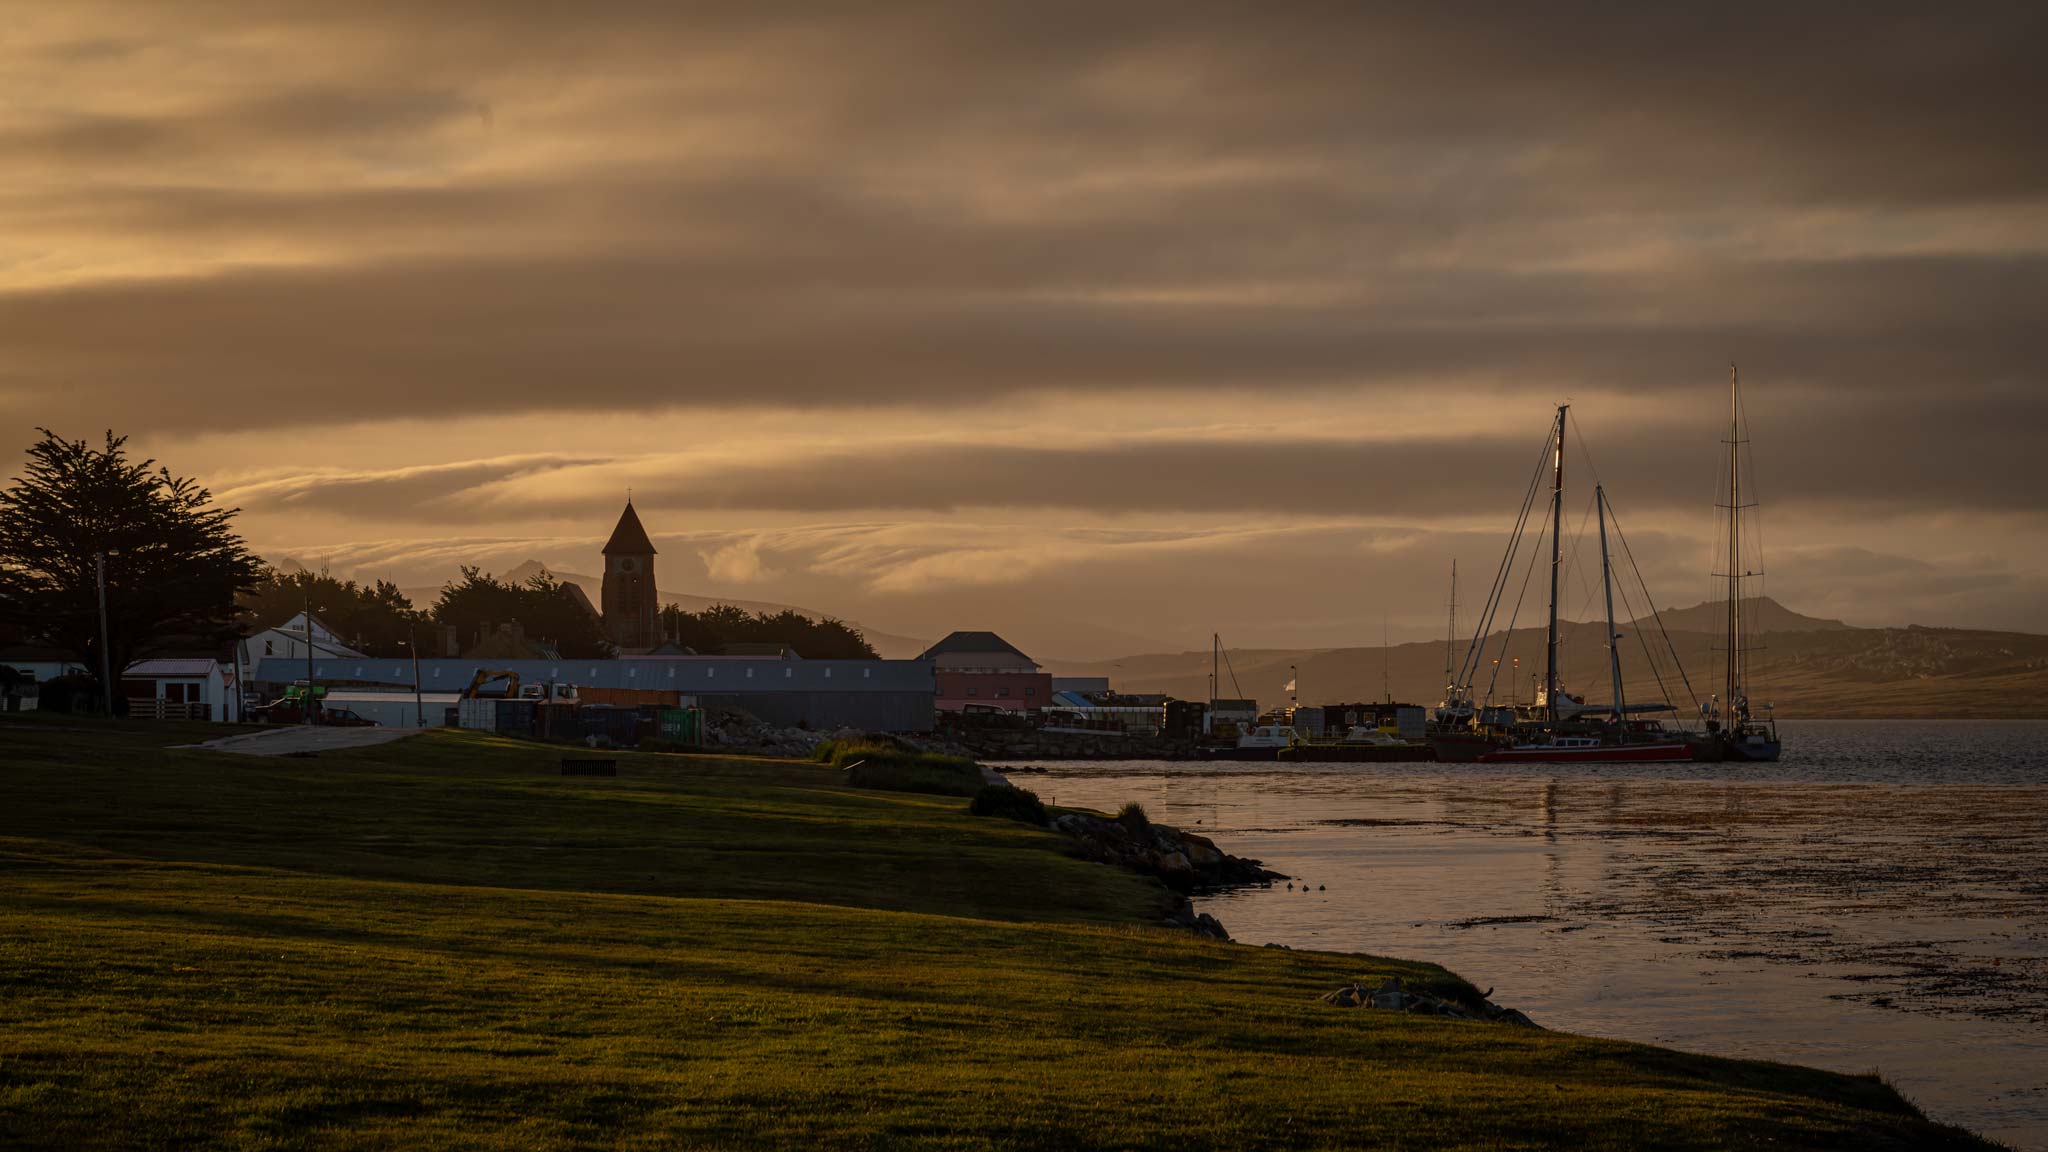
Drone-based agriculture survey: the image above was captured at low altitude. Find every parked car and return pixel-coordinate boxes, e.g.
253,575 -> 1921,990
248,700 -> 378,726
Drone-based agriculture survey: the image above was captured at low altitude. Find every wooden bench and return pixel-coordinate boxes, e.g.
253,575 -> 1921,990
560,758 -> 618,777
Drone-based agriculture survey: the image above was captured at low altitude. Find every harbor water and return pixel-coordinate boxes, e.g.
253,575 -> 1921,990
1000,719 -> 2048,1149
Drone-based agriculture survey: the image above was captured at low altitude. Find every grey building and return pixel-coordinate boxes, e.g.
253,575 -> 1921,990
250,653 -> 936,732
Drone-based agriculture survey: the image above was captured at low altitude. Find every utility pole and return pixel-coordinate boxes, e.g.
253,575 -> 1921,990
408,623 -> 424,727
302,586 -> 316,725
95,550 -> 115,717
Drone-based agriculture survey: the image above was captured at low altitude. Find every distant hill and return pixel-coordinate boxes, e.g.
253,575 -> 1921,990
1048,598 -> 2048,719
1636,597 -> 1852,634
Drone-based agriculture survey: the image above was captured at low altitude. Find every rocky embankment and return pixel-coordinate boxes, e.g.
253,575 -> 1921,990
1321,976 -> 1541,1027
1047,809 -> 1284,941
1051,810 -> 1283,893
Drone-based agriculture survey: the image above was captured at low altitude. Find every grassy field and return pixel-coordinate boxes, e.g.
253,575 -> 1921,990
0,715 -> 1997,1150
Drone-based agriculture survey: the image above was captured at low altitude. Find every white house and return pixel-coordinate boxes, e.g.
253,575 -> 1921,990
121,658 -> 236,722
1,646 -> 88,684
236,613 -> 365,706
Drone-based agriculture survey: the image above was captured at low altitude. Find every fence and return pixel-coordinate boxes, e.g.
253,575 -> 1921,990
126,698 -> 209,721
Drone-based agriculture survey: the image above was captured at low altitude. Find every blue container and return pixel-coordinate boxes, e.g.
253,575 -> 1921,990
577,705 -> 641,746
495,699 -> 537,737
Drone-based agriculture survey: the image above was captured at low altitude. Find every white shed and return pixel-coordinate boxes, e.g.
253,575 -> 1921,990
121,658 -> 235,722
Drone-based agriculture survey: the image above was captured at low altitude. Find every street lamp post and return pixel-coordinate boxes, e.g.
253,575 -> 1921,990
95,550 -> 117,717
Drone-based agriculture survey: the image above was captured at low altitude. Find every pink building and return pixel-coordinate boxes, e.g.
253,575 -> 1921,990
920,631 -> 1051,712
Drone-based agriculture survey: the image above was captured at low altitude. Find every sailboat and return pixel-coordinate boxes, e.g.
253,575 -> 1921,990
1477,481 -> 1692,763
1431,404 -> 1694,763
1703,365 -> 1783,762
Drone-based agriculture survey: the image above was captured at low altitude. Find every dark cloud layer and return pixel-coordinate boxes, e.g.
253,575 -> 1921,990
4,2 -> 2044,428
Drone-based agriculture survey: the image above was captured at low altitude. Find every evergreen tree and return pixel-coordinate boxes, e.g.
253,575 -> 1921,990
0,429 -> 261,704
240,567 -> 428,658
431,567 -> 609,659
656,603 -> 878,658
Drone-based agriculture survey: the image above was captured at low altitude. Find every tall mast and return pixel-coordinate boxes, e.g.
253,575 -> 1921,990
1443,560 -> 1458,694
1545,405 -> 1567,722
1597,485 -> 1625,726
1726,365 -> 1742,715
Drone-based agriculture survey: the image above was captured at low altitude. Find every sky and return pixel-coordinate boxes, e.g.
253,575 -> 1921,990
3,2 -> 2044,658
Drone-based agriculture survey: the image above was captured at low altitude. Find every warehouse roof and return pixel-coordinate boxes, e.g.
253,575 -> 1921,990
252,655 -> 934,694
917,631 -> 1031,661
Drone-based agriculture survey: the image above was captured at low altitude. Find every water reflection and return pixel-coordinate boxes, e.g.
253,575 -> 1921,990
1004,720 -> 2048,1149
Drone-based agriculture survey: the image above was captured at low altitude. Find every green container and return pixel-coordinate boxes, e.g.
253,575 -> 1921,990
657,708 -> 701,745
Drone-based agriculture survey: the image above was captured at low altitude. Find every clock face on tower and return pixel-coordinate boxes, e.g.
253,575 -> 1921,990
620,558 -> 636,573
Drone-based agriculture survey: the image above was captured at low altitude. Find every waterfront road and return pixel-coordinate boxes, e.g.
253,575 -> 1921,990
184,726 -> 420,757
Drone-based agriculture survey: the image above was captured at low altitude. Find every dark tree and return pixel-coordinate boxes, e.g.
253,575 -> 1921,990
431,566 -> 609,659
240,566 -> 428,658
0,429 -> 262,703
656,603 -> 878,658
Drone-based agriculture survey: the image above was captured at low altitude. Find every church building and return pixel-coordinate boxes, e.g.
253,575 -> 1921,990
600,502 -> 660,651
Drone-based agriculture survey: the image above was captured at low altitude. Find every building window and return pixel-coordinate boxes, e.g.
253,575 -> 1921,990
967,687 -> 978,697
824,668 -> 832,679
785,667 -> 793,678
862,668 -> 871,679
1025,687 -> 1035,697
264,640 -> 273,656
995,688 -> 1009,698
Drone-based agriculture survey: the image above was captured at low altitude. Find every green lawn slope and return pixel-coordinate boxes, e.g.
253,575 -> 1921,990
0,716 -> 1995,1150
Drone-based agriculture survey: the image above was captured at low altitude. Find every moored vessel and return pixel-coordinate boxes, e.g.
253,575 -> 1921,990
1701,365 -> 1782,762
1428,404 -> 1704,763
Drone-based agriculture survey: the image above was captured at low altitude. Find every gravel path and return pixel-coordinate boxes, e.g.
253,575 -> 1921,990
182,726 -> 420,756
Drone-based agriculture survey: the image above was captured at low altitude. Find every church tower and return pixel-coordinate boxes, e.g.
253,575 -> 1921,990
600,502 -> 659,650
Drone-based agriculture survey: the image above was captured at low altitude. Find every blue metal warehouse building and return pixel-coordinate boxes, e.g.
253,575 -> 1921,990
251,655 -> 937,732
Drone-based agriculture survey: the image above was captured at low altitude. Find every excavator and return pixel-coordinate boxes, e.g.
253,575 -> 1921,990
459,669 -> 578,702
459,669 -> 521,700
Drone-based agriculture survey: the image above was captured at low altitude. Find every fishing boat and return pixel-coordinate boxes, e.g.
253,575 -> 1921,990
1196,723 -> 1306,761
1701,365 -> 1783,762
1478,734 -> 1691,764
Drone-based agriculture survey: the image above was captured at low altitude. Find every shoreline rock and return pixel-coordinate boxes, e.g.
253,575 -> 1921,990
1320,976 -> 1541,1027
1050,810 -> 1286,894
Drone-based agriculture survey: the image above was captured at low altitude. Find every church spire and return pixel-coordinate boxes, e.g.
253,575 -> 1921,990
602,501 -> 657,555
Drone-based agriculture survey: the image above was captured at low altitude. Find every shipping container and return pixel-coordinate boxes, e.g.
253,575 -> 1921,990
495,699 -> 537,737
458,697 -> 496,731
537,702 -> 579,741
657,707 -> 702,745
578,705 -> 643,747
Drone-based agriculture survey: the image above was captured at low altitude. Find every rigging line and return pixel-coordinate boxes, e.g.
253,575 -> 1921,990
1459,429 -> 1552,692
1738,382 -> 1766,700
1609,561 -> 1679,723
1604,499 -> 1701,715
1220,646 -> 1245,702
1559,485 -> 1601,686
1486,505 -> 1551,702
